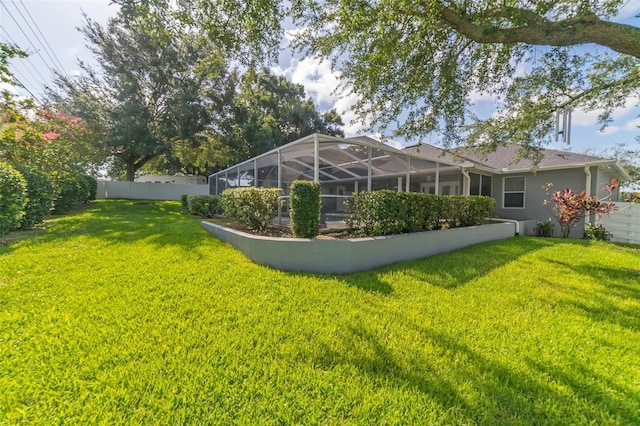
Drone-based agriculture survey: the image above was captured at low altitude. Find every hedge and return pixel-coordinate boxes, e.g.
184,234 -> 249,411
347,190 -> 495,237
180,194 -> 190,215
13,164 -> 54,229
289,180 -> 321,238
186,194 -> 219,218
80,175 -> 98,203
50,171 -> 84,214
0,162 -> 27,237
220,187 -> 283,232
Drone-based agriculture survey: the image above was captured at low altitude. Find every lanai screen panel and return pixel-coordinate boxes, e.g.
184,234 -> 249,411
256,152 -> 279,188
370,147 -> 409,177
226,168 -> 238,188
239,161 -> 255,187
209,133 -> 456,195
318,142 -> 370,181
409,157 -> 438,173
280,138 -> 315,183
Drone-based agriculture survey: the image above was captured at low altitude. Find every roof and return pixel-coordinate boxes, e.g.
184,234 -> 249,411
209,133 -> 461,183
403,143 -> 631,179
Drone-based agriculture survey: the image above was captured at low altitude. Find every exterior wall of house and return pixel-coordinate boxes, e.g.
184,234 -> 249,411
593,165 -> 622,201
492,168 -> 590,238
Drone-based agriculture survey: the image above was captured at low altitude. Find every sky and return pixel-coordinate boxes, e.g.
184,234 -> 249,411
2,0 -> 640,157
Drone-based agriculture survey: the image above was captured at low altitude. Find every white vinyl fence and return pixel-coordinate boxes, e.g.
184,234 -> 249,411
96,180 -> 209,201
599,202 -> 640,245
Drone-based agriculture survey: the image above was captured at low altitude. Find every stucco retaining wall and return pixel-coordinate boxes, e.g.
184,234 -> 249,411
201,221 -> 517,274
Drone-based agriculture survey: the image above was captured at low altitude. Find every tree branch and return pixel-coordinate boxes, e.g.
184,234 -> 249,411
437,4 -> 640,58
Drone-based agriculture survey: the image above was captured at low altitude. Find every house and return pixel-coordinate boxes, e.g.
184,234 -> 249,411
208,133 -> 630,237
402,142 -> 629,237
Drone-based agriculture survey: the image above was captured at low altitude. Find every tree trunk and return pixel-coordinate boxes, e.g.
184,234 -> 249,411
126,162 -> 136,182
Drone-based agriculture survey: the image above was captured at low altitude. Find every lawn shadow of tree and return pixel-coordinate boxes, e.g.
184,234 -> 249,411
1,200 -> 222,256
287,237 -> 554,295
542,258 -> 640,332
309,317 -> 638,424
373,237 -> 554,290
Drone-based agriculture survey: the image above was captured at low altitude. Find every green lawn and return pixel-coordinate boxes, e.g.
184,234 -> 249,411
1,200 -> 639,424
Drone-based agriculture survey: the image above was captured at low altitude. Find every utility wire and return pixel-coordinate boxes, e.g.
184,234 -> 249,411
8,63 -> 41,97
9,74 -> 43,103
16,0 -> 69,78
0,1 -> 60,88
1,28 -> 49,86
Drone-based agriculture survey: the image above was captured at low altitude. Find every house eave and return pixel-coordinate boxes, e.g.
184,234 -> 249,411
496,160 -> 631,180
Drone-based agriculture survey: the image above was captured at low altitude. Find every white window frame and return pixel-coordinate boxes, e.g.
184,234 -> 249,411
503,176 -> 525,209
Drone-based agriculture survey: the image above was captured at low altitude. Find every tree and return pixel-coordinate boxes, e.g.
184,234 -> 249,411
227,69 -> 344,162
290,1 -> 640,151
0,42 -> 27,85
116,1 -> 640,155
49,13 -> 229,181
1,93 -> 98,176
601,142 -> 640,191
112,0 -> 285,65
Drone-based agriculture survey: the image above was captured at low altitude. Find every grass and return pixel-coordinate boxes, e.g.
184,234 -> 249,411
1,199 -> 639,424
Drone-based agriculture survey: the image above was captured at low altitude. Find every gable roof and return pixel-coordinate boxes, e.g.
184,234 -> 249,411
402,143 -> 631,179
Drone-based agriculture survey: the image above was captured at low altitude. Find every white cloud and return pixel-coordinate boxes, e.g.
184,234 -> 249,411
570,96 -> 639,127
273,57 -> 370,136
616,2 -> 640,20
624,117 -> 640,131
598,125 -> 621,136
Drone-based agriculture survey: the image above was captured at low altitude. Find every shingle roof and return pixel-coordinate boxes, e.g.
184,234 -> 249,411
402,143 -> 625,175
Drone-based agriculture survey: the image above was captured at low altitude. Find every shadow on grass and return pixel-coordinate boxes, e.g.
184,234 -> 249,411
311,318 -> 638,424
0,200 -> 222,256
525,356 -> 640,422
410,237 -> 557,289
543,258 -> 640,332
321,237 -> 555,295
281,237 -> 554,295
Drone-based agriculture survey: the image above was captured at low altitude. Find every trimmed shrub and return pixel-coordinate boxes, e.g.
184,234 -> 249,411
186,194 -> 219,218
347,191 -> 495,237
290,180 -> 321,238
220,187 -> 283,232
583,223 -> 612,241
76,175 -> 91,204
534,220 -> 554,237
180,194 -> 190,215
13,164 -> 54,229
50,171 -> 83,214
447,196 -> 496,228
0,162 -> 27,237
81,175 -> 98,202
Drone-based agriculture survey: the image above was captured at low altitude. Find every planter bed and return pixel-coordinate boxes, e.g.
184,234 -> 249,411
201,221 -> 517,274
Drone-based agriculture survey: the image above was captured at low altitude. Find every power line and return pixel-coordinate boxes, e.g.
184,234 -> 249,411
9,74 -> 43,103
1,28 -> 49,86
16,0 -> 69,78
0,1 -> 61,88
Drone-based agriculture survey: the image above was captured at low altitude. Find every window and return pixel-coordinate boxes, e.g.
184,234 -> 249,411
503,177 -> 525,208
470,174 -> 492,197
481,176 -> 492,197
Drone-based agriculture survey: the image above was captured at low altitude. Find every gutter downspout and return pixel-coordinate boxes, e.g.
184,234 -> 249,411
489,218 -> 520,235
585,166 -> 592,229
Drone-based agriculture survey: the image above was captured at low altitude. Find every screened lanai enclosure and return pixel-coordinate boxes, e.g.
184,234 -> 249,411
208,133 -> 467,215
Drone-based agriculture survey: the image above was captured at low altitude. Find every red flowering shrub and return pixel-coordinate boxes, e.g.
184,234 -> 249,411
543,179 -> 619,238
